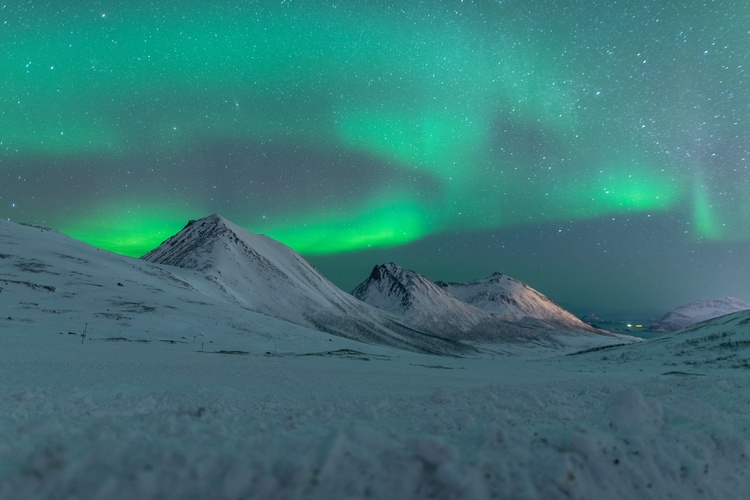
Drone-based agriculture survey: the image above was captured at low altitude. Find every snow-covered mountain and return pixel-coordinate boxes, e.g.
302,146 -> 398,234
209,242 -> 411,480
142,214 -> 363,321
351,262 -> 501,339
141,215 -> 471,355
0,217 -> 470,356
649,296 -> 750,332
352,262 -> 611,346
0,215 -> 623,355
438,273 -> 599,333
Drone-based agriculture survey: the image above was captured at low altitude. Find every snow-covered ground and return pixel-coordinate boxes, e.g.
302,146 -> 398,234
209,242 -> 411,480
2,220 -> 749,498
3,315 -> 750,499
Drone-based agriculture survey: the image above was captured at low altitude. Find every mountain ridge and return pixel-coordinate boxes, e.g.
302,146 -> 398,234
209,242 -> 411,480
1,214 -> 626,356
142,214 -> 475,355
352,261 -> 612,346
352,262 -> 498,336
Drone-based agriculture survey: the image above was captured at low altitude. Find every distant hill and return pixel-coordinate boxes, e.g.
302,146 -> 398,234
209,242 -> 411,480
650,297 -> 750,332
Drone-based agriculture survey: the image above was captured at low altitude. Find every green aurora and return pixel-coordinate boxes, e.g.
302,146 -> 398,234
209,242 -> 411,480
2,1 -> 749,313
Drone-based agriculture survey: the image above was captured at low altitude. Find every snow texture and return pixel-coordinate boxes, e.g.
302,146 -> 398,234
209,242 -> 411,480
2,218 -> 749,498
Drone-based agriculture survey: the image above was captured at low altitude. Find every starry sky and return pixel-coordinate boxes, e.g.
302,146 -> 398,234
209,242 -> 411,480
3,1 -> 749,319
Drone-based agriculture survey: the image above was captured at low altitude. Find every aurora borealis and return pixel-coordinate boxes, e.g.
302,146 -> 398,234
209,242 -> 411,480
2,1 -> 749,316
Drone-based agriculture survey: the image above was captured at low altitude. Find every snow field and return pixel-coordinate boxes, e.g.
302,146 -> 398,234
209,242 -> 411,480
2,330 -> 749,499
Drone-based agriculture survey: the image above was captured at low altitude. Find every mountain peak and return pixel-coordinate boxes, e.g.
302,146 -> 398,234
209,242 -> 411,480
203,213 -> 232,225
352,261 -> 496,338
141,214 -> 263,270
368,262 -> 401,280
355,262 -> 432,312
482,272 -> 524,287
439,273 -> 597,333
184,213 -> 226,228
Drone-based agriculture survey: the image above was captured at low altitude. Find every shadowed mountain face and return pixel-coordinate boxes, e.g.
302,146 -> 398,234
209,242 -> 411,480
352,262 -> 484,319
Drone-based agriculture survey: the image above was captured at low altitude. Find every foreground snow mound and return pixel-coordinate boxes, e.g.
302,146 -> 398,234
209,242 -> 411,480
1,329 -> 748,499
142,215 -> 472,355
649,296 -> 750,332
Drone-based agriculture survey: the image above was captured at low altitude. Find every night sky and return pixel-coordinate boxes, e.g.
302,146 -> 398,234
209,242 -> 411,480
3,1 -> 749,318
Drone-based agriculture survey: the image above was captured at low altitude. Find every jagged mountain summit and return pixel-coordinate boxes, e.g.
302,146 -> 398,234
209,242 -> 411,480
352,262 -> 610,346
142,214 -> 355,317
351,262 -> 500,338
142,215 -> 472,355
437,272 -> 598,333
649,296 -> 750,333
